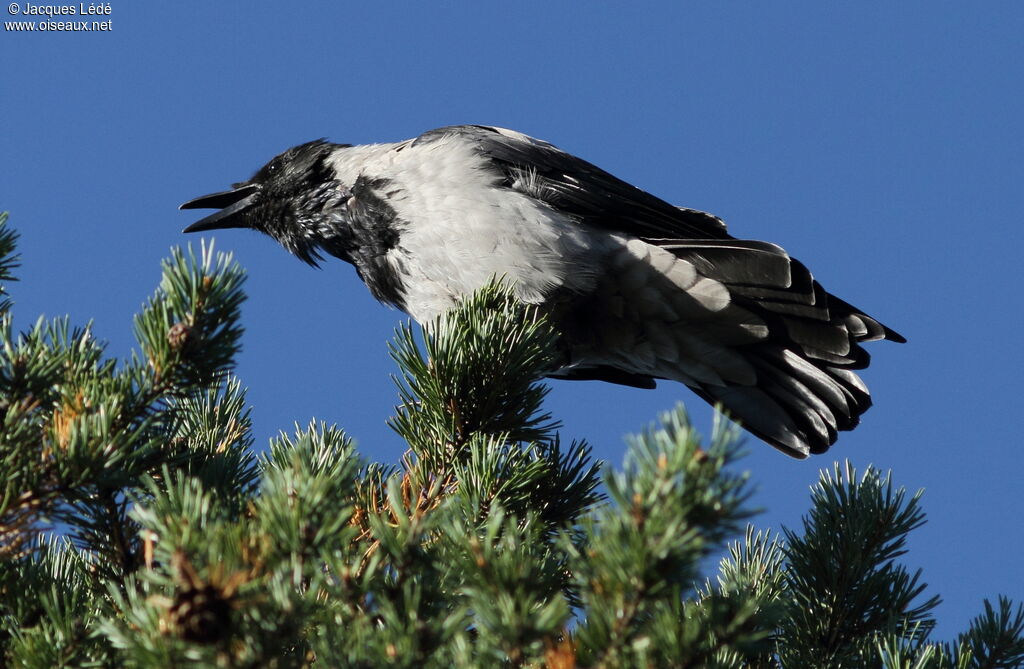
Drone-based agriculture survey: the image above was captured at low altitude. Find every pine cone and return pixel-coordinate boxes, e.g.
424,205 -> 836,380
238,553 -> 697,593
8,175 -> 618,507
165,551 -> 241,645
168,581 -> 233,644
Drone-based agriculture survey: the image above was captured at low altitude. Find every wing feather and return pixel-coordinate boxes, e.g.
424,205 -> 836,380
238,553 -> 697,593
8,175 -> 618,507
413,125 -> 904,457
414,125 -> 732,240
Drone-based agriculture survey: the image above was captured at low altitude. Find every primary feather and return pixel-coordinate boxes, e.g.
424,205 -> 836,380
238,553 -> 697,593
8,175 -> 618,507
181,124 -> 904,458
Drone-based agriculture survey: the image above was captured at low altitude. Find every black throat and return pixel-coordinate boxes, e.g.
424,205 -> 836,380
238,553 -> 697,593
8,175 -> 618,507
319,175 -> 408,311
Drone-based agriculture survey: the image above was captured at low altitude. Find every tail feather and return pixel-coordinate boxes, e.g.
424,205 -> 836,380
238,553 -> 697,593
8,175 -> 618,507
648,237 -> 902,457
694,346 -> 874,457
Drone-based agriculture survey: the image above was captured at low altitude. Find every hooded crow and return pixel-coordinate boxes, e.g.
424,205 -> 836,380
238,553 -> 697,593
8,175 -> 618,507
182,125 -> 904,458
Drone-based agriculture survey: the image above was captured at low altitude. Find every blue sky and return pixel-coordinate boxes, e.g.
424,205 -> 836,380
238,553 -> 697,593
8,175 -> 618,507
3,2 -> 1022,639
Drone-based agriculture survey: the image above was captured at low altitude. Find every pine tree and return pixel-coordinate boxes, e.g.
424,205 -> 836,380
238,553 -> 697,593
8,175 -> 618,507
0,211 -> 1021,667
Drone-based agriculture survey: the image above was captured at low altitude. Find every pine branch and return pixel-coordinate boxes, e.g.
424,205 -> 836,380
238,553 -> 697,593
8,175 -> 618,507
955,597 -> 1024,669
778,461 -> 942,667
0,536 -> 114,666
0,213 -> 18,316
439,507 -> 570,666
693,526 -> 787,668
388,280 -> 559,469
569,409 -> 755,668
132,241 -> 245,393
1,232 -> 246,572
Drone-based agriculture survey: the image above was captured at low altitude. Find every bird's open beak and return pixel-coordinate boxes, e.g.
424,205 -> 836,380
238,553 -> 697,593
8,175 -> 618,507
180,184 -> 259,233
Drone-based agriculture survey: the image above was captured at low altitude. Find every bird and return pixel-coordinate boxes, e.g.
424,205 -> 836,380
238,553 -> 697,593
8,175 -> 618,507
181,124 -> 904,458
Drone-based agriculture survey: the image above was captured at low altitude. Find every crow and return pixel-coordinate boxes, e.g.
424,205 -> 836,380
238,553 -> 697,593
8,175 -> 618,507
182,125 -> 904,457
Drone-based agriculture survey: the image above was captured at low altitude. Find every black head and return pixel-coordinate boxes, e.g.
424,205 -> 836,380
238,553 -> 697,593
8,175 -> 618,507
181,140 -> 349,265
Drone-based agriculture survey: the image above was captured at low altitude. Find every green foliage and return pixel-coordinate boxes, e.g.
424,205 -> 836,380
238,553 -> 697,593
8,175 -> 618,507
956,597 -> 1024,668
778,463 -> 941,667
1,536 -> 113,666
0,212 -> 18,314
1,230 -> 245,571
133,241 -> 246,390
388,281 -> 560,462
0,212 -> 1021,667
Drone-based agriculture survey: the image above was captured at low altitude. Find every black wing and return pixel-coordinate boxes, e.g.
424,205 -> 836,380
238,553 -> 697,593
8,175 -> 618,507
413,125 -> 732,240
415,125 -> 903,346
